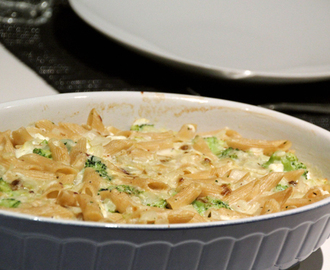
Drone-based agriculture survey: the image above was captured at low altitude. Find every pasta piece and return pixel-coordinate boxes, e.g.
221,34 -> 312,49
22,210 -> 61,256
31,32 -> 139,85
223,128 -> 242,139
304,187 -> 325,199
167,183 -> 202,210
58,122 -> 88,136
192,135 -> 218,161
256,187 -> 293,207
1,155 -> 42,171
48,138 -> 70,165
213,165 -> 233,178
137,209 -> 161,224
258,172 -> 285,194
101,212 -> 124,223
147,181 -> 170,191
103,139 -> 133,156
188,213 -> 209,223
77,194 -> 104,221
100,188 -> 137,214
56,172 -> 76,185
283,169 -> 306,181
224,179 -> 260,204
260,199 -> 281,215
118,177 -> 156,191
43,182 -> 64,199
283,194 -> 330,209
167,209 -> 197,223
9,168 -> 58,182
35,119 -> 56,132
120,176 -> 169,192
18,154 -> 78,175
69,137 -> 87,171
226,137 -> 292,155
116,130 -> 132,137
0,131 -> 15,154
175,124 -> 197,141
184,169 -> 219,180
208,208 -> 252,221
134,131 -> 174,140
3,203 -> 76,219
127,148 -> 153,160
320,184 -> 330,193
196,128 -> 227,137
86,108 -> 109,136
198,182 -> 231,198
135,138 -> 173,152
11,127 -> 33,146
56,189 -> 78,207
80,167 -> 102,197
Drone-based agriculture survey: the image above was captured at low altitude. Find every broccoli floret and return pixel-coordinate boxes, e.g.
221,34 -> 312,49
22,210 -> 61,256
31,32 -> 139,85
192,196 -> 231,215
0,178 -> 12,194
130,118 -> 155,131
282,153 -> 307,173
0,179 -> 21,208
203,136 -> 241,159
100,185 -> 142,196
40,139 -> 48,145
203,136 -> 226,156
33,148 -> 52,159
262,151 -> 308,178
85,155 -> 111,180
218,147 -> 240,159
113,185 -> 143,196
130,123 -> 155,131
147,199 -> 167,208
275,184 -> 289,191
0,198 -> 21,208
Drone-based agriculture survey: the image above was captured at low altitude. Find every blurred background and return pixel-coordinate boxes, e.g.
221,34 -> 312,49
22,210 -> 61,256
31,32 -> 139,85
1,0 -> 330,106
1,0 -> 330,131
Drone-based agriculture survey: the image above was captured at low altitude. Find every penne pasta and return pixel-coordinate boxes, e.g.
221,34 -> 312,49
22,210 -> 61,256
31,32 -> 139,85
167,209 -> 197,223
0,131 -> 15,154
11,127 -> 33,146
48,138 -> 70,165
86,108 -> 109,136
80,167 -> 102,197
208,208 -> 252,221
56,189 -> 78,207
175,124 -> 197,141
226,137 -> 292,155
0,108 -> 328,225
167,183 -> 202,210
100,188 -> 137,214
282,195 -> 330,209
77,193 -> 104,221
104,139 -> 133,156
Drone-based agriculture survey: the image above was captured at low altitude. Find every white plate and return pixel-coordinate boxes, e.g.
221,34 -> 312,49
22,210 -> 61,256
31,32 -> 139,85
68,0 -> 330,83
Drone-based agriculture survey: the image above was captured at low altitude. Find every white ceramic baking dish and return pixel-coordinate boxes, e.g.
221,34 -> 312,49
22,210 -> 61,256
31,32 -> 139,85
0,91 -> 329,270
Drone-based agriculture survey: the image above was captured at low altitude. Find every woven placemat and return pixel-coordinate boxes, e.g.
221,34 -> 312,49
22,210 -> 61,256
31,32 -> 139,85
1,0 -> 330,130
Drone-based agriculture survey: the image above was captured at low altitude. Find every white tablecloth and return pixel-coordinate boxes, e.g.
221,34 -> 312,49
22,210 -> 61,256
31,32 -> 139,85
0,43 -> 57,102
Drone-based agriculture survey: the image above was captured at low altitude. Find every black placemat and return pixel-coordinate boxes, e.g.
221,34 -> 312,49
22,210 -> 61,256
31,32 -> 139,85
1,0 -> 330,130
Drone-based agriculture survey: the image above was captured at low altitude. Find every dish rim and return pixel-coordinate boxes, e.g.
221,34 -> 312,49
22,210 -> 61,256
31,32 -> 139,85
1,91 -> 330,230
